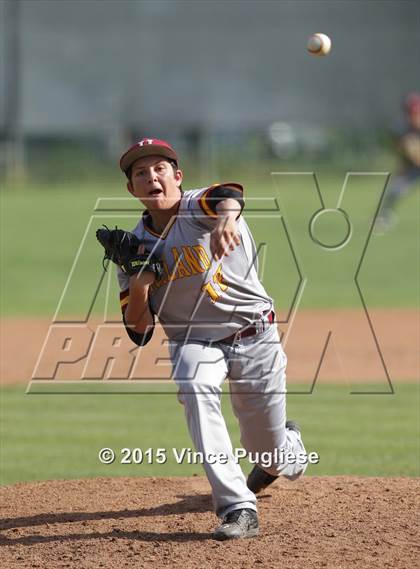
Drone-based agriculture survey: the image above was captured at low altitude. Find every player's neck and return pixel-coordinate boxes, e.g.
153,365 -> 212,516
149,203 -> 180,234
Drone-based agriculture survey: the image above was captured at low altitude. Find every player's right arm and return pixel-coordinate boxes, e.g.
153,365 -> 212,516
185,183 -> 245,260
210,198 -> 242,260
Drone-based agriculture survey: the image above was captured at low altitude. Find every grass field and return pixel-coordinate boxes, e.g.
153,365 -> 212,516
1,174 -> 418,317
1,383 -> 418,485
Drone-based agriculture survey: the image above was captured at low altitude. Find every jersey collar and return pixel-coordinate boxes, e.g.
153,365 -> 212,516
142,201 -> 181,239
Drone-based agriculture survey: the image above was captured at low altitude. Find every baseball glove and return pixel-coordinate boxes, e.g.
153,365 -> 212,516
96,225 -> 164,279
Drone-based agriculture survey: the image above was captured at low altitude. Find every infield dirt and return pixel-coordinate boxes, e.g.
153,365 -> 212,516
1,476 -> 418,569
2,309 -> 419,385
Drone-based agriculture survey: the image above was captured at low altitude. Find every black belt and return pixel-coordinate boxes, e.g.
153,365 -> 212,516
220,310 -> 275,344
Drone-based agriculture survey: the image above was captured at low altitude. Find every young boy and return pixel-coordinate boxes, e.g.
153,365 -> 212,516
116,138 -> 307,540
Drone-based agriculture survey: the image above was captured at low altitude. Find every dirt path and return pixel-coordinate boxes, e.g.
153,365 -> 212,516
0,476 -> 418,569
1,309 -> 418,385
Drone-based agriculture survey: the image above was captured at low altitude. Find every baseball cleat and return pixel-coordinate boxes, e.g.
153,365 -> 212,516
247,420 -> 304,493
283,420 -> 305,481
213,508 -> 259,541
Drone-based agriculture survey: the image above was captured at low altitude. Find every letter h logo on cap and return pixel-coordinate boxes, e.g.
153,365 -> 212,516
138,138 -> 154,146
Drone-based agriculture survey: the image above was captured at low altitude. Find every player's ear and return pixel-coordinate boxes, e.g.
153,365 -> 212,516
127,181 -> 134,195
175,168 -> 183,188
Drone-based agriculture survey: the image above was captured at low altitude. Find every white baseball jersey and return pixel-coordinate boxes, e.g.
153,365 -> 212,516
118,184 -> 273,342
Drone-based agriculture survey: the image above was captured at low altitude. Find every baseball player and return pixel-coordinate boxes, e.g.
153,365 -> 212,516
375,92 -> 420,233
107,138 -> 308,540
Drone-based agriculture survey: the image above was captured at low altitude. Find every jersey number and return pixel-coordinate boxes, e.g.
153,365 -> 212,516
202,264 -> 228,303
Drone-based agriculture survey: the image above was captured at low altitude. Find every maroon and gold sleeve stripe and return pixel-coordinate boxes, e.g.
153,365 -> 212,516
120,289 -> 129,311
198,183 -> 244,218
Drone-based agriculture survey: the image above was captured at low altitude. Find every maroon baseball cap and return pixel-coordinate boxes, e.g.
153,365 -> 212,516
120,138 -> 178,174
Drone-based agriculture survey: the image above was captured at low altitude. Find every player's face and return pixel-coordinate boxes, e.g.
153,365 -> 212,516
128,155 -> 183,211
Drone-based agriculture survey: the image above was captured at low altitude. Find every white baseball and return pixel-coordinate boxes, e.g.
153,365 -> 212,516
307,33 -> 331,56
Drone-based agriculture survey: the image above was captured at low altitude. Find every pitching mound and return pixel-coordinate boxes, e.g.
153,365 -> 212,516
1,476 -> 418,568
